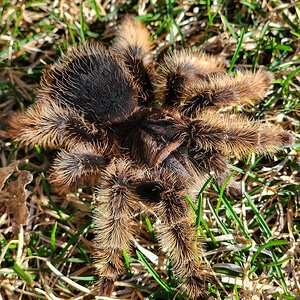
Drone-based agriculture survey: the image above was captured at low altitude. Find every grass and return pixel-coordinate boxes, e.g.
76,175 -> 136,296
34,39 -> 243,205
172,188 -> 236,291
0,0 -> 299,299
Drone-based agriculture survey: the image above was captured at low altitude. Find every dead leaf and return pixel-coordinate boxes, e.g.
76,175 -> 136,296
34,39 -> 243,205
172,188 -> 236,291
6,170 -> 33,226
0,161 -> 19,190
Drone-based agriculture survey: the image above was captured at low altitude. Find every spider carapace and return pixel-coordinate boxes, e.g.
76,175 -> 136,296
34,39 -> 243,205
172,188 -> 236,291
5,17 -> 294,299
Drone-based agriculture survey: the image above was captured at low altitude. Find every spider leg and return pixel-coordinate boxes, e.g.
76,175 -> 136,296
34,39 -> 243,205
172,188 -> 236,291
156,49 -> 227,107
5,100 -> 106,150
156,50 -> 273,114
93,159 -> 138,296
112,17 -> 155,105
136,170 -> 209,299
189,110 -> 295,159
50,145 -> 110,193
53,155 -> 139,294
179,70 -> 273,116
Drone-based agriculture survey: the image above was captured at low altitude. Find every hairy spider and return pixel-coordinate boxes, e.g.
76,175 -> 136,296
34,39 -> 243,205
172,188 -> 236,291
4,17 -> 295,299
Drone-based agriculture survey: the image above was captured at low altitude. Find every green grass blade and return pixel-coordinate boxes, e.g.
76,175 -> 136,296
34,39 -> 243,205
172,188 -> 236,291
228,28 -> 245,74
252,21 -> 269,70
122,249 -> 132,276
221,15 -> 238,41
216,172 -> 234,214
213,184 -> 250,239
250,240 -> 288,265
244,193 -> 289,294
50,221 -> 58,256
207,199 -> 230,235
79,2 -> 86,44
136,250 -> 172,293
12,262 -> 33,284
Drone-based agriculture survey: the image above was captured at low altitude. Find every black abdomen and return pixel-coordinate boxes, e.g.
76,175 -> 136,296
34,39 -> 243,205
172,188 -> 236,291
48,46 -> 137,124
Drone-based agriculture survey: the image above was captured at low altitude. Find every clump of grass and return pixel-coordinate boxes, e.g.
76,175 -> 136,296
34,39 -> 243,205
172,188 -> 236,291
0,1 -> 299,299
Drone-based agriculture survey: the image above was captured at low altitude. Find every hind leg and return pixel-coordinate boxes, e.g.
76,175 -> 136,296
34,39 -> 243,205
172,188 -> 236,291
136,169 -> 210,299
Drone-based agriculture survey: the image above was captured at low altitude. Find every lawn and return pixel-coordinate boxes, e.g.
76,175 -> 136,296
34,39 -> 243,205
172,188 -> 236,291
0,1 -> 299,299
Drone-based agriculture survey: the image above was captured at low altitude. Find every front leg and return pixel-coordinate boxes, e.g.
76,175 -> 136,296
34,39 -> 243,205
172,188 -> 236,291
113,17 -> 155,105
136,170 -> 209,299
189,110 -> 294,159
93,159 -> 139,296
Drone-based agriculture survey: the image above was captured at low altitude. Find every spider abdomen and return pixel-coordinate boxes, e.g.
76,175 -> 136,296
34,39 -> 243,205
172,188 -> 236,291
43,45 -> 138,124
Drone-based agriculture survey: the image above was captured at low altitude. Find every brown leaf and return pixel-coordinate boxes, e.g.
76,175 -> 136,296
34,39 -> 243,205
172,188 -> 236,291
6,170 -> 33,226
0,161 -> 19,190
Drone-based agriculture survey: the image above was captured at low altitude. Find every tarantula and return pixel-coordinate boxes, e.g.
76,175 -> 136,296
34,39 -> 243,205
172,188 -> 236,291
4,17 -> 294,299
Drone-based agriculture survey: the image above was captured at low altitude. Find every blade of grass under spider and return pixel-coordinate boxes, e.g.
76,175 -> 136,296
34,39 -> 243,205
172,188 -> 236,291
172,19 -> 185,47
0,0 -> 8,26
264,257 -> 292,268
185,195 -> 197,211
213,184 -> 250,239
244,192 -> 289,294
122,249 -> 132,276
240,0 -> 257,10
67,257 -> 87,263
228,28 -> 245,74
255,94 -> 277,119
67,24 -> 77,46
281,12 -> 300,32
55,222 -> 92,264
12,262 -> 33,284
195,176 -> 213,225
34,144 -> 44,161
145,216 -> 155,241
213,264 -> 243,277
207,199 -> 230,235
185,200 -> 209,239
229,164 -> 267,185
195,176 -> 218,244
196,203 -> 217,244
215,172 -> 234,214
234,284 -> 239,300
152,19 -> 167,39
207,0 -> 221,26
136,250 -> 172,293
269,50 -> 289,71
186,176 -> 213,214
273,45 -> 293,52
244,193 -> 272,238
291,30 -> 300,38
196,196 -> 219,243
70,275 -> 97,281
40,173 -> 52,201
